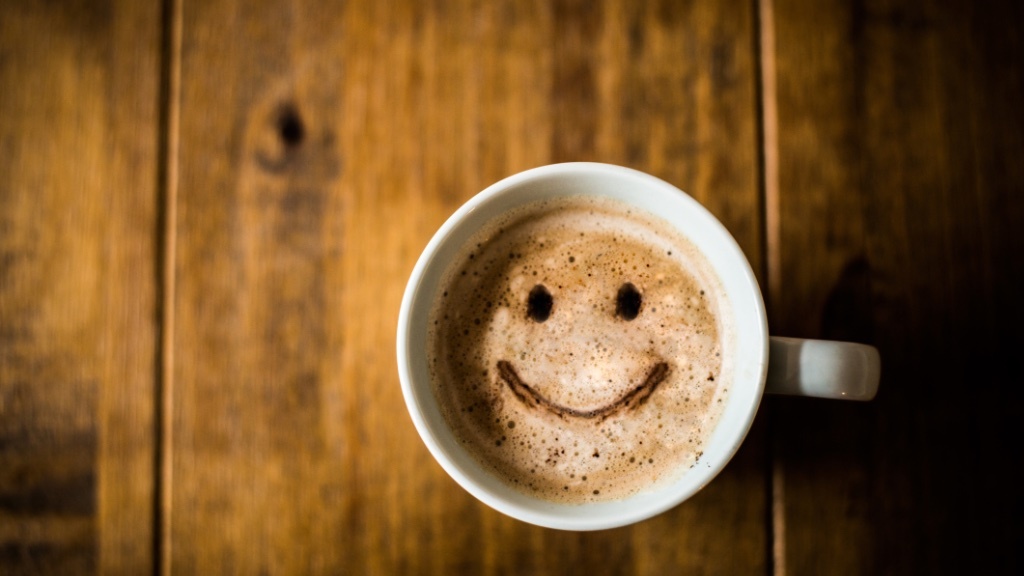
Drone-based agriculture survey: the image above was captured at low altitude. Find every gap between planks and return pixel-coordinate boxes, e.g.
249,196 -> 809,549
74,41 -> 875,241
755,0 -> 783,574
156,0 -> 184,574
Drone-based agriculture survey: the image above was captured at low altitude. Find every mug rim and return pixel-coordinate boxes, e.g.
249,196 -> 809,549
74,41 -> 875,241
397,162 -> 768,530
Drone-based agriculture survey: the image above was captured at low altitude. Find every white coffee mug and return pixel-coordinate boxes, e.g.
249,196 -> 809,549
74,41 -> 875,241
397,163 -> 880,530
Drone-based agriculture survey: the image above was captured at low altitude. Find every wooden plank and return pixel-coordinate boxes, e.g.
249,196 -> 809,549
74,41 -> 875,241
770,0 -> 1024,573
0,1 -> 162,574
170,0 -> 766,573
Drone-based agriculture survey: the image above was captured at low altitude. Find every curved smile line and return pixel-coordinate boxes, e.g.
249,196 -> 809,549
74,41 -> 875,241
496,360 -> 670,420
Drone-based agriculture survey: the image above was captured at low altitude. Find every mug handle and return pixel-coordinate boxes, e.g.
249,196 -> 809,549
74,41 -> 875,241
766,337 -> 881,400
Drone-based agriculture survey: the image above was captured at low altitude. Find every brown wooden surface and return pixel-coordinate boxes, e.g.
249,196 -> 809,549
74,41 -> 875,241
770,0 -> 1023,573
170,0 -> 764,573
0,1 -> 162,574
1,0 -> 1021,574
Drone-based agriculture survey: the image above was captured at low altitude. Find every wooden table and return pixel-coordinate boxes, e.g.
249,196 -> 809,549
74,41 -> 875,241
2,0 -> 1021,573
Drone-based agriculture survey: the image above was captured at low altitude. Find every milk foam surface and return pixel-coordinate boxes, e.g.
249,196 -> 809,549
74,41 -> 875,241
428,196 -> 732,503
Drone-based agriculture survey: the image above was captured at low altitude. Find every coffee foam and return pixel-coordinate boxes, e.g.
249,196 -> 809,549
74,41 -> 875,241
428,196 -> 732,503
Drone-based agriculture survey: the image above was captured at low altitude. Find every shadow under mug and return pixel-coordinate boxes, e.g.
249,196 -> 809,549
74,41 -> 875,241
397,162 -> 880,530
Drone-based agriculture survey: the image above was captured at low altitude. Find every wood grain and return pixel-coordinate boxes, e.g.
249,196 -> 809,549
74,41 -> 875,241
169,0 -> 766,573
770,0 -> 1024,573
0,1 -> 162,574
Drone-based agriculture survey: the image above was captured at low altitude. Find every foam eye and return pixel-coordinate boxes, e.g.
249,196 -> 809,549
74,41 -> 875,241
527,284 -> 553,322
616,283 -> 642,320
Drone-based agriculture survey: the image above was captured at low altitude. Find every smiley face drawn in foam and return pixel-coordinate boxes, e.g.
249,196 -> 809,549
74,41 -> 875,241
429,196 -> 730,503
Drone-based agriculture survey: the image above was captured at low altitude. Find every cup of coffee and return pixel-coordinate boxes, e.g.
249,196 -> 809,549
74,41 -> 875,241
397,163 -> 880,530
